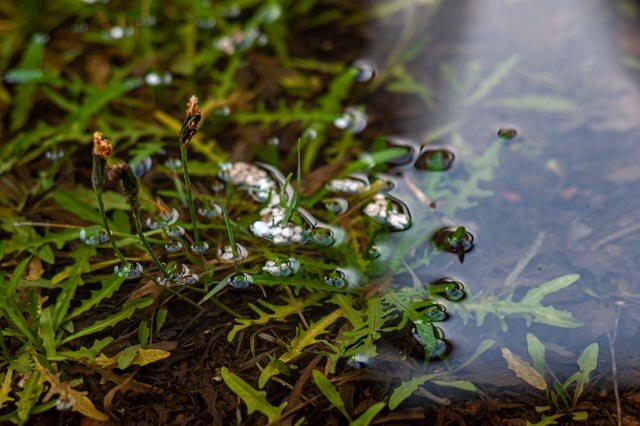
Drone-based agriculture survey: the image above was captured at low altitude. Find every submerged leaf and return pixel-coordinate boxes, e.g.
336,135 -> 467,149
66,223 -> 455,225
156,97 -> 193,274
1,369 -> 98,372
501,347 -> 547,391
221,368 -> 286,423
313,370 -> 350,420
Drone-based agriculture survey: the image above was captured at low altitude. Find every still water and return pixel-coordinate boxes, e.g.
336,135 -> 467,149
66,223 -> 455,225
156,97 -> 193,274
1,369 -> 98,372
361,0 -> 640,395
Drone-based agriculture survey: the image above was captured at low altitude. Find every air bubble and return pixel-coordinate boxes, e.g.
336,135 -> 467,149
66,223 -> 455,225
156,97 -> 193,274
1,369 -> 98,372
262,257 -> 300,277
163,240 -> 183,253
363,194 -> 411,231
79,227 -> 110,245
428,278 -> 466,302
229,272 -> 253,289
415,148 -> 455,172
145,208 -> 180,229
158,264 -> 198,287
198,201 -> 222,218
498,126 -> 519,140
323,198 -> 348,215
310,227 -> 335,247
131,157 -> 152,177
324,269 -> 347,289
432,226 -> 474,262
164,158 -> 182,170
114,262 -> 144,279
45,150 -> 64,161
334,107 -> 367,134
424,304 -> 447,322
165,225 -> 185,238
191,242 -> 209,255
268,136 -> 280,146
217,243 -> 248,262
353,59 -> 376,82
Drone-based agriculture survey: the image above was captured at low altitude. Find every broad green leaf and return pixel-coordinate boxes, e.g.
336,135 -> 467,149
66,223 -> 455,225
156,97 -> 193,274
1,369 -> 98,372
0,369 -> 14,410
38,307 -> 56,358
432,380 -> 477,392
61,298 -> 153,344
313,370 -> 350,420
350,402 -> 385,426
221,368 -> 286,423
118,346 -> 140,370
573,343 -> 598,401
527,333 -> 546,377
501,347 -> 547,391
155,307 -> 168,333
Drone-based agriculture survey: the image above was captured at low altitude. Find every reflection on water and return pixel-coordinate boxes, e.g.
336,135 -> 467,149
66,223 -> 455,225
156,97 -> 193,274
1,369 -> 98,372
364,0 -> 640,395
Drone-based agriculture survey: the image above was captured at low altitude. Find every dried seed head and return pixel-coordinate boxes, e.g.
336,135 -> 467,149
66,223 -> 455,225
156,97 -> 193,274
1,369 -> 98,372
180,95 -> 202,146
107,162 -> 129,182
93,131 -> 113,159
186,95 -> 201,116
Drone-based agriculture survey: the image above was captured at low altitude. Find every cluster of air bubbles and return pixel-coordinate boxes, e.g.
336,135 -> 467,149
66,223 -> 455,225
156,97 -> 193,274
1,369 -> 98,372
353,59 -> 376,83
428,278 -> 466,302
163,158 -> 182,170
198,200 -> 222,218
363,194 -> 411,231
250,215 -> 306,245
262,257 -> 300,277
158,264 -> 199,287
217,243 -> 248,262
45,150 -> 64,161
105,26 -> 134,40
114,261 -> 144,279
333,107 -> 367,134
415,148 -> 455,172
323,198 -> 349,215
324,269 -> 348,289
191,242 -> 210,255
229,272 -> 253,289
146,208 -> 179,229
163,240 -> 183,253
219,161 -> 270,187
145,72 -> 172,86
130,157 -> 152,177
79,227 -> 110,245
325,176 -> 370,194
215,29 -> 264,55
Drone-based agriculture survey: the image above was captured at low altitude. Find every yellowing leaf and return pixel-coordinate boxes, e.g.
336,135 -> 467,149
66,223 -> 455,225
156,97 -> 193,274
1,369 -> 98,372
34,361 -> 108,421
501,347 -> 547,391
0,369 -> 14,409
26,257 -> 43,280
95,347 -> 171,369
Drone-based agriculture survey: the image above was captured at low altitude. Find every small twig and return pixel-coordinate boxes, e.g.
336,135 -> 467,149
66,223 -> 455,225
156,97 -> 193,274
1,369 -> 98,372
593,222 -> 640,250
607,301 -> 624,426
504,231 -> 546,287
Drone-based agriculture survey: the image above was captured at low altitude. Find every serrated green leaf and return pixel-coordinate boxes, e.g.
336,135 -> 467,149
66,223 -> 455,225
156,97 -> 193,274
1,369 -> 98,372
221,368 -> 286,423
64,273 -> 126,322
313,370 -> 349,420
350,402 -> 385,426
466,55 -> 520,105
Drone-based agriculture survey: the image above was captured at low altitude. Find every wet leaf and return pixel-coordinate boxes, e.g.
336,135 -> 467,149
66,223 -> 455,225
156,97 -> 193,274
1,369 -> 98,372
0,369 -> 14,410
527,333 -> 547,376
221,367 -> 286,423
432,380 -> 477,392
350,402 -> 385,426
466,55 -> 519,105
501,347 -> 547,391
486,95 -> 577,113
313,370 -> 349,420
95,347 -> 170,369
16,372 -> 42,424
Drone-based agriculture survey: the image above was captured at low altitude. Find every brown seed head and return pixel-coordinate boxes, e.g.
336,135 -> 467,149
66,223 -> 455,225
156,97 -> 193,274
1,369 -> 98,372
186,95 -> 201,117
107,162 -> 129,182
93,131 -> 113,159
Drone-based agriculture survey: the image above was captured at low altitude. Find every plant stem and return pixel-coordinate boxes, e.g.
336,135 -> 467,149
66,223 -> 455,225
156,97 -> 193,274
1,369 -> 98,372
131,208 -> 169,277
96,189 -> 127,263
180,144 -> 201,248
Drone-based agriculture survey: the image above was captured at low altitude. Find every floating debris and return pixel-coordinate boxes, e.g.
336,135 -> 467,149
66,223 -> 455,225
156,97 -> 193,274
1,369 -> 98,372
363,194 -> 411,231
262,257 -> 300,277
217,243 -> 248,262
79,227 -> 110,245
334,107 -> 367,134
432,226 -> 474,262
113,262 -> 144,279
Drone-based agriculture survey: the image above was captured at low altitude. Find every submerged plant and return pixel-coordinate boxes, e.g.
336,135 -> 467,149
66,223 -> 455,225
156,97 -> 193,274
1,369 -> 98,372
179,95 -> 208,254
90,131 -> 140,277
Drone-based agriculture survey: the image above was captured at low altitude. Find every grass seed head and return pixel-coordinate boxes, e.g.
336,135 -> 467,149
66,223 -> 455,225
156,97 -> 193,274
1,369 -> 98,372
92,131 -> 113,159
180,95 -> 202,146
